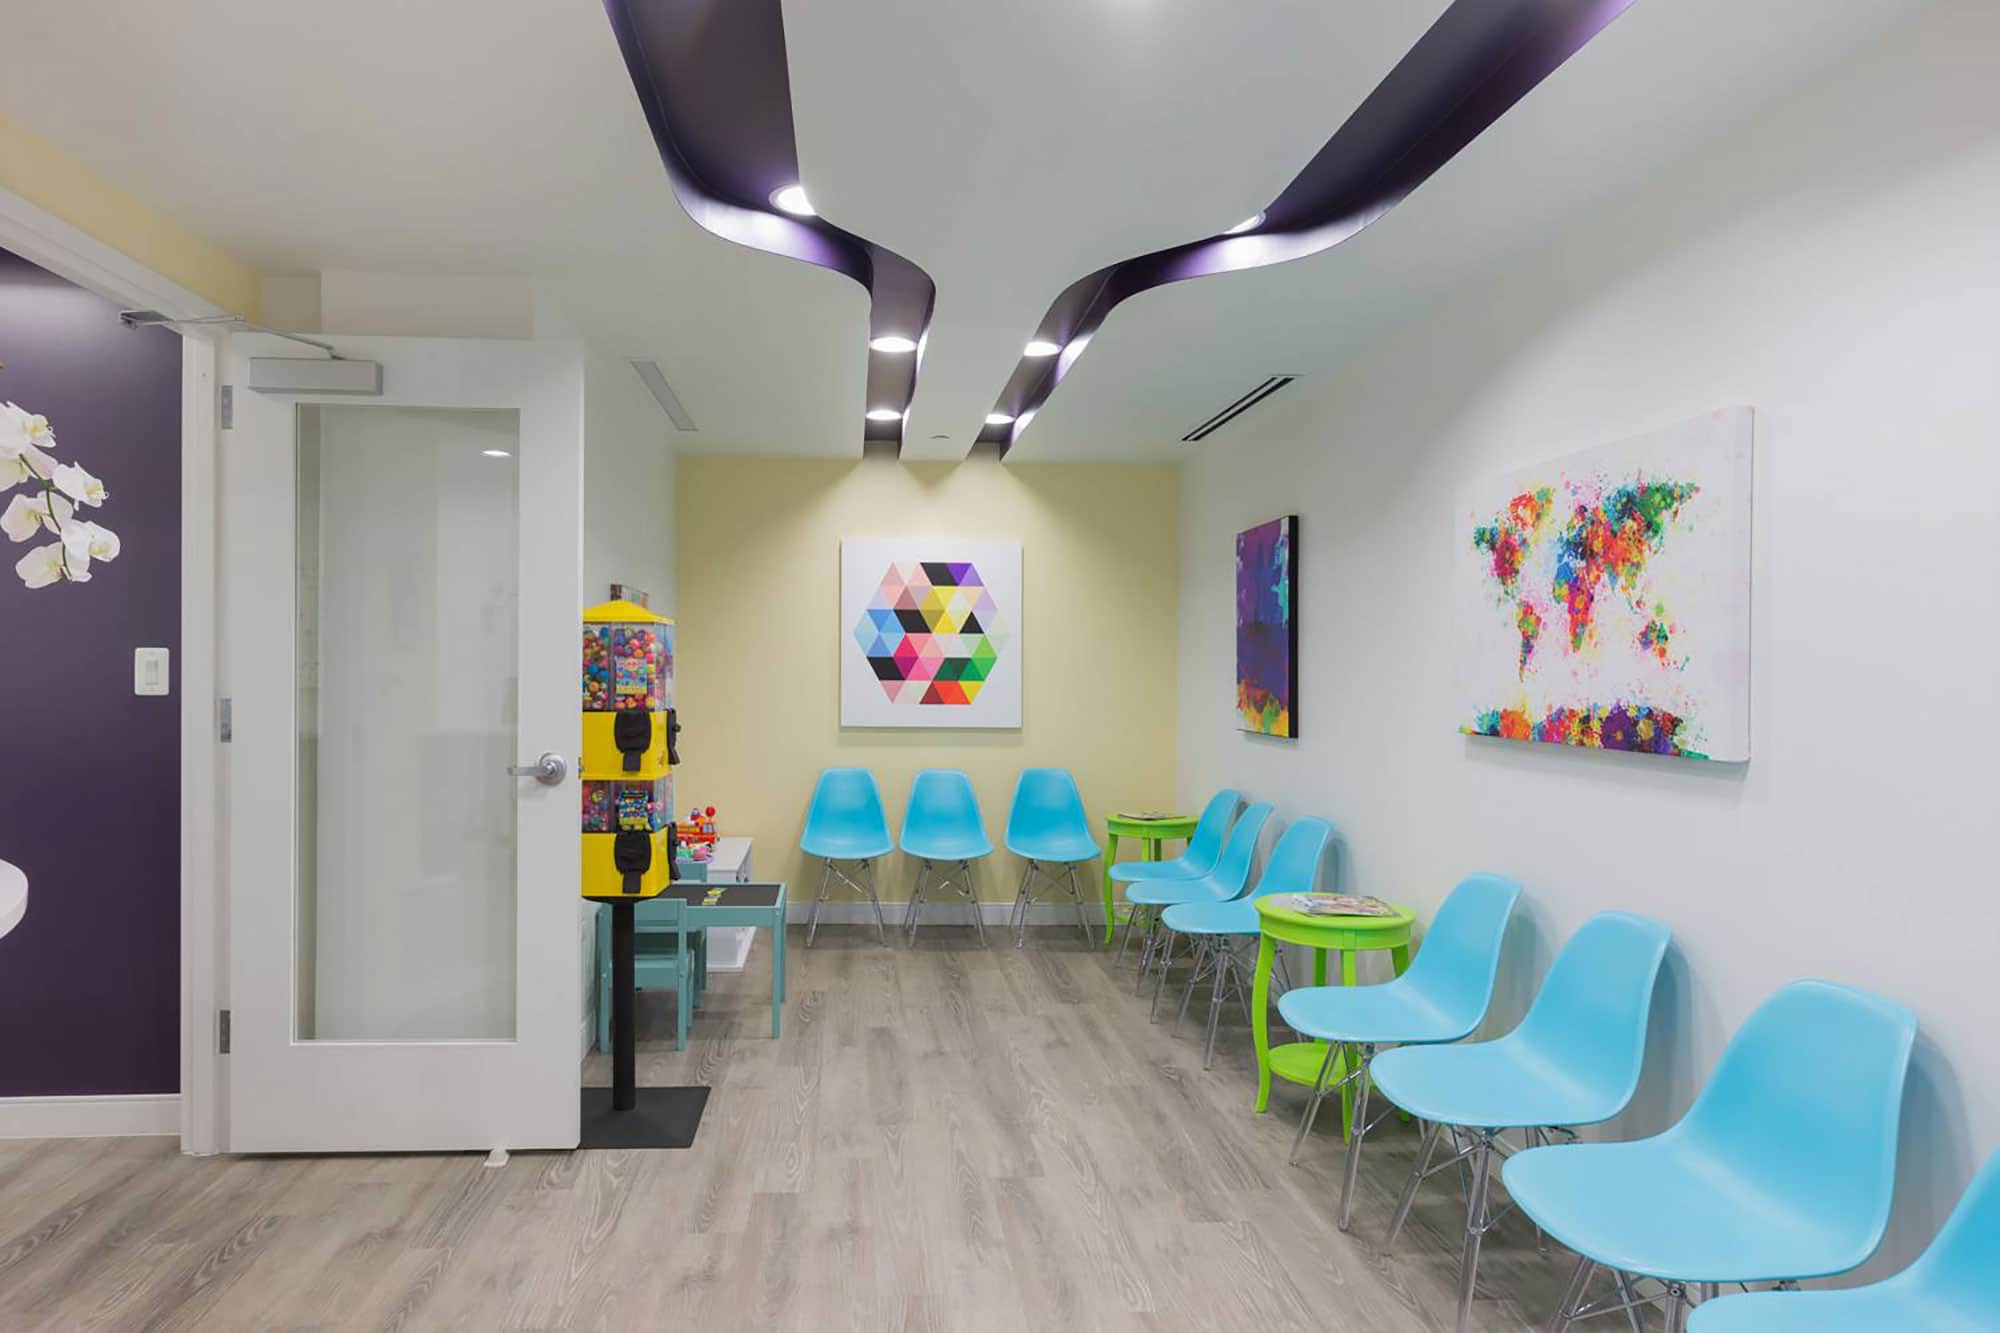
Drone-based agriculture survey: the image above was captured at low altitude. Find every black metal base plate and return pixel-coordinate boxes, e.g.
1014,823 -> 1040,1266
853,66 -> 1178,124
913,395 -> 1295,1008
578,1085 -> 710,1150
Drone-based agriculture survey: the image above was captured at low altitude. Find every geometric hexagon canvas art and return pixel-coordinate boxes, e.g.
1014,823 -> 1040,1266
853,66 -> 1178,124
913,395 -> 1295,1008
1453,407 -> 1753,762
840,539 -> 1023,727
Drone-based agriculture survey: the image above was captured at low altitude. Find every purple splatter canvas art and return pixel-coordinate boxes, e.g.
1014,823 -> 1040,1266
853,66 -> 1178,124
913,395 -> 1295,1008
1236,516 -> 1297,738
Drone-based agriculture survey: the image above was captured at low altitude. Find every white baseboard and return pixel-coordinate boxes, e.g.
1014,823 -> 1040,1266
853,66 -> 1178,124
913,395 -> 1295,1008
0,1093 -> 181,1140
787,900 -> 1111,927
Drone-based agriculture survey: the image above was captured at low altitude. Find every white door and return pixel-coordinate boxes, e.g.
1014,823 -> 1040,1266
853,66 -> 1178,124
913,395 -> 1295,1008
220,335 -> 583,1153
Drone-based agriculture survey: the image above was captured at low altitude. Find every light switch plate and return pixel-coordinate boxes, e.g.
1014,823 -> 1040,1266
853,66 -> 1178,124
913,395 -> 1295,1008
134,647 -> 171,696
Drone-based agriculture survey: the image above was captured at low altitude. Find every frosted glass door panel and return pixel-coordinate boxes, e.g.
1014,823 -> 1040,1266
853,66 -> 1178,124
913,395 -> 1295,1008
296,405 -> 521,1040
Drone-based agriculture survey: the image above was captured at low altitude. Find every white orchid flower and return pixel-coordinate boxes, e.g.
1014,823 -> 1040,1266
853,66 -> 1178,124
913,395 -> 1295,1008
64,519 -> 119,564
0,443 -> 57,491
1,491 -> 72,542
14,541 -> 69,589
52,461 -> 106,507
0,402 -> 56,459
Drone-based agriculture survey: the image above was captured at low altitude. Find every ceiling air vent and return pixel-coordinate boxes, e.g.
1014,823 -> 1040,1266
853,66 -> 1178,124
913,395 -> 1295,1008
1182,374 -> 1297,442
631,360 -> 697,431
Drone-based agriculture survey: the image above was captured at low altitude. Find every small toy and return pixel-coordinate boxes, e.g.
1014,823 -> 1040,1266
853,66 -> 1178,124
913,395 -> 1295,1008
675,804 -> 720,847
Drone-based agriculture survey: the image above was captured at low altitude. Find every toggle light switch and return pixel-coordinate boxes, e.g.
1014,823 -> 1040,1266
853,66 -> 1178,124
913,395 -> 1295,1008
134,647 -> 171,696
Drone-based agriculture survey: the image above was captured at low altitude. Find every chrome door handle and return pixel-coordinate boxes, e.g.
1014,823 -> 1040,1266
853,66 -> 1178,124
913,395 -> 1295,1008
507,752 -> 568,786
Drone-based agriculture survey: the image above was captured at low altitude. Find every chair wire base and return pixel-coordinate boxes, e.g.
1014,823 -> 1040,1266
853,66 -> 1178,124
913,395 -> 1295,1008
1548,1260 -> 1748,1333
1008,860 -> 1095,948
906,858 -> 985,946
804,857 -> 889,947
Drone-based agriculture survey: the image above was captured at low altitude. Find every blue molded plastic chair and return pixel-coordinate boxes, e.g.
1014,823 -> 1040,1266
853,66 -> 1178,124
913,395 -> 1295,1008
1277,872 -> 1523,1228
1003,769 -> 1102,947
1369,911 -> 1672,1333
595,897 -> 703,1053
899,769 -> 993,945
1160,815 -> 1330,1065
1688,1150 -> 2000,1332
800,768 -> 896,946
1133,802 -> 1273,1017
1109,790 -> 1242,961
1507,980 -> 1919,1333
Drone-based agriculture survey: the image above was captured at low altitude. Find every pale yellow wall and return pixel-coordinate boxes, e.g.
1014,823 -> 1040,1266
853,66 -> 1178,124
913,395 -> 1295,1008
0,116 -> 260,316
675,453 -> 1180,904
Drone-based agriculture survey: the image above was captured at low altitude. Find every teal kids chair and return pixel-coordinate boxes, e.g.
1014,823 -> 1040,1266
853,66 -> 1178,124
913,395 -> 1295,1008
1160,814 -> 1329,1066
1003,769 -> 1101,947
801,768 -> 896,946
899,769 -> 993,945
1507,980 -> 1918,1333
1278,871 -> 1523,1230
595,895 -> 703,1053
1110,789 -> 1242,963
1369,911 -> 1673,1333
1134,802 -> 1274,1019
1688,1149 -> 2000,1332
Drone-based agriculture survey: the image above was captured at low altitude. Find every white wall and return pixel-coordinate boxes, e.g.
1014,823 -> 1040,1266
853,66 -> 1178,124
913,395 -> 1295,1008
1178,2 -> 1998,1278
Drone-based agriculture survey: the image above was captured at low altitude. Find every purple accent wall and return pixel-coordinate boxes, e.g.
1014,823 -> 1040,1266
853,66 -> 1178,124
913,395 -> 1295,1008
0,247 -> 182,1096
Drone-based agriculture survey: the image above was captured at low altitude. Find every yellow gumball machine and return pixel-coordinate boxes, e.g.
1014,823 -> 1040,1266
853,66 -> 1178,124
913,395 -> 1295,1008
580,599 -> 679,898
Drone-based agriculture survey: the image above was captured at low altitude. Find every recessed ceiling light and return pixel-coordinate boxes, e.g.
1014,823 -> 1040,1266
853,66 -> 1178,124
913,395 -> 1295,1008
1023,339 -> 1061,357
1224,211 -> 1266,235
770,184 -> 815,217
985,412 -> 1015,426
866,407 -> 905,423
481,449 -> 511,458
869,334 -> 917,354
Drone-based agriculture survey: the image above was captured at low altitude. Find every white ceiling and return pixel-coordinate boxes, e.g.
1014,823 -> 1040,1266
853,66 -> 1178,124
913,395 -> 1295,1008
3,1 -> 1928,460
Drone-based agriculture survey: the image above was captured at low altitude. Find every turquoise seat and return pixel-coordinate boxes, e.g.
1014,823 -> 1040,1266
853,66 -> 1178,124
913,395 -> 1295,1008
1508,980 -> 1918,1332
800,767 -> 895,946
899,769 -> 992,944
1160,815 -> 1328,1064
595,896 -> 704,1054
1109,789 -> 1241,884
1277,872 -> 1522,1228
1133,803 -> 1273,1017
1003,769 -> 1101,947
1688,1150 -> 2000,1332
1370,910 -> 1672,1333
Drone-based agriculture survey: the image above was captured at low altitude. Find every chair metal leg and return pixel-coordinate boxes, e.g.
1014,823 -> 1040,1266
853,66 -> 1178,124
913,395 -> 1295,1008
1662,1286 -> 1688,1333
1616,1273 -> 1647,1333
1012,861 -> 1034,946
1386,1118 -> 1443,1247
1136,911 -> 1161,991
962,862 -> 987,946
1547,1255 -> 1595,1333
1115,902 -> 1143,964
1149,930 -> 1177,1021
1338,1044 -> 1374,1230
1202,944 -> 1232,1067
1174,937 -> 1208,1034
905,861 -> 929,944
1454,1132 -> 1494,1333
805,860 -> 832,947
1289,1040 -> 1341,1165
1065,866 -> 1093,947
862,860 -> 889,944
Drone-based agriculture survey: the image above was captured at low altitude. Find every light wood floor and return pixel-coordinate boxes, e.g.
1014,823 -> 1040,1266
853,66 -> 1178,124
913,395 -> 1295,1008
0,928 -> 1583,1331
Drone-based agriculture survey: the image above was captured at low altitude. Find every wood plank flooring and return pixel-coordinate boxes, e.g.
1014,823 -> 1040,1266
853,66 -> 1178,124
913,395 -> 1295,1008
0,929 -> 1584,1331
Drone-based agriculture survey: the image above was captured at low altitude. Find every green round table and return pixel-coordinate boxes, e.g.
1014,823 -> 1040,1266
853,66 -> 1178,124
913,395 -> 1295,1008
1252,896 -> 1416,1137
1101,811 -> 1198,946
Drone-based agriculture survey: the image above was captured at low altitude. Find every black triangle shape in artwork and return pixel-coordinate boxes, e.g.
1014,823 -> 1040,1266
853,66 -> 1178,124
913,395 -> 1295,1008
920,561 -> 958,586
960,611 -> 983,635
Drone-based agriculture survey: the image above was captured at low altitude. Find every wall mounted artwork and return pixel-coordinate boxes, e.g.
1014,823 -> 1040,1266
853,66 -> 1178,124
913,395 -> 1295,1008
840,539 -> 1022,728
1236,516 -> 1298,738
1454,407 -> 1753,762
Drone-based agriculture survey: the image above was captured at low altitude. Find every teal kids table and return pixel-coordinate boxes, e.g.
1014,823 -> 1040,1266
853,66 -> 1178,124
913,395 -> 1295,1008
659,880 -> 788,1037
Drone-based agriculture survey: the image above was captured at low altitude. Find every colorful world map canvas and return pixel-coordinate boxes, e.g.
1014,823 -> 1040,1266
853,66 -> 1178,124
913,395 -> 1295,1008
1453,408 -> 1752,762
1237,515 -> 1298,738
840,539 -> 1023,728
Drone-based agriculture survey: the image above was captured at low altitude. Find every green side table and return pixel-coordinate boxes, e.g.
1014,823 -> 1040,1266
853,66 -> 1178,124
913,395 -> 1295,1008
1251,896 -> 1416,1138
1101,811 -> 1198,946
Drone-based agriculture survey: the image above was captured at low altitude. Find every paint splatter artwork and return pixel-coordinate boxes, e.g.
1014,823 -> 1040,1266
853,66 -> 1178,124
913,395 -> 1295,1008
840,539 -> 1022,728
1237,515 -> 1298,738
1454,409 -> 1752,761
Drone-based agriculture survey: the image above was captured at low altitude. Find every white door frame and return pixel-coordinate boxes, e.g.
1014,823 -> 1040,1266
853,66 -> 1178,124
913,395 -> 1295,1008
0,186 -> 228,1151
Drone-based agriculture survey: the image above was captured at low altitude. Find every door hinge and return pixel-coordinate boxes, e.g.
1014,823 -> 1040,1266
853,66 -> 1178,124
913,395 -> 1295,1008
218,1009 -> 231,1055
219,697 -> 233,743
219,384 -> 234,430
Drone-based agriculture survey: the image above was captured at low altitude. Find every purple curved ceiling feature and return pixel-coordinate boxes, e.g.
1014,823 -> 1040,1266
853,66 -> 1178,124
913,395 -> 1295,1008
602,0 -> 937,447
983,0 -> 1639,450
